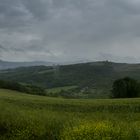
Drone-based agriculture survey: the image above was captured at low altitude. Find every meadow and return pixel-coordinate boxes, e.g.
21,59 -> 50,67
0,89 -> 140,140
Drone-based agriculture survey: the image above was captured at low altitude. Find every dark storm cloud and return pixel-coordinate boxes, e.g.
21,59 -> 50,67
0,0 -> 140,62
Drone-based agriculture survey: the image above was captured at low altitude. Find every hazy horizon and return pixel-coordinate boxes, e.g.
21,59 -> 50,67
0,0 -> 140,63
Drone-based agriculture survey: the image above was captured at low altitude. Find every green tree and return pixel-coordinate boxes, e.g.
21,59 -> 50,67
111,77 -> 140,98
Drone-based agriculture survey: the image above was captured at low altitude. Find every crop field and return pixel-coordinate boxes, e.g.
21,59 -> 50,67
0,89 -> 140,140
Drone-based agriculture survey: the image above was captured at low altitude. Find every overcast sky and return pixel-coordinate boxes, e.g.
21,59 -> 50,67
0,0 -> 140,63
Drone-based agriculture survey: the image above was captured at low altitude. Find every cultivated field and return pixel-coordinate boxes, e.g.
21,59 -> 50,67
0,89 -> 140,140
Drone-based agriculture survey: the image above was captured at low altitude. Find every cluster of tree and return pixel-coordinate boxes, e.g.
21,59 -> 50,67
0,80 -> 46,96
111,77 -> 140,98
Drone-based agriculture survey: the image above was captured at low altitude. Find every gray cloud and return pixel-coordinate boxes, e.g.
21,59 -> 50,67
0,44 -> 7,51
0,0 -> 140,62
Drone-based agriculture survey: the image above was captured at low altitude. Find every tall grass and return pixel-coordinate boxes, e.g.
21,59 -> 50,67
0,89 -> 140,139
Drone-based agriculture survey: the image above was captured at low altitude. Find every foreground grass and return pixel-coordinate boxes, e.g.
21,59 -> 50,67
0,89 -> 140,139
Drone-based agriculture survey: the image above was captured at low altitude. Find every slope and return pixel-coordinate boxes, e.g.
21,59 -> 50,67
0,61 -> 140,97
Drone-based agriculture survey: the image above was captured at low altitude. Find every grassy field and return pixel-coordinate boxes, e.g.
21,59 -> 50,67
47,86 -> 77,93
46,86 -> 78,97
0,89 -> 140,140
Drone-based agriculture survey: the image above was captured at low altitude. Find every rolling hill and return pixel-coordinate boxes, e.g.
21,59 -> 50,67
1,61 -> 140,98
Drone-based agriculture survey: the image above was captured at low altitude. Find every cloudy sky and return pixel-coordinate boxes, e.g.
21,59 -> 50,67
0,0 -> 140,63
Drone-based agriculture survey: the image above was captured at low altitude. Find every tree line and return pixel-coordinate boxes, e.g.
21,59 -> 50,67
0,80 -> 45,96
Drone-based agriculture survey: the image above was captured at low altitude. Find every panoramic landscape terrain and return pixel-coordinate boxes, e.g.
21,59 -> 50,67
0,61 -> 140,139
1,0 -> 140,139
1,61 -> 140,98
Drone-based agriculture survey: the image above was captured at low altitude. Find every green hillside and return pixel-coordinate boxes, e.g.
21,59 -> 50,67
0,88 -> 140,139
1,61 -> 140,98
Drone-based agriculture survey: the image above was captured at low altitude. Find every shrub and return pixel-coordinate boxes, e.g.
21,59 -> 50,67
111,77 -> 140,98
0,80 -> 46,96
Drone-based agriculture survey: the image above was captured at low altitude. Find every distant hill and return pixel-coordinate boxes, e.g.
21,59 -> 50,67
0,59 -> 91,70
0,60 -> 56,70
1,61 -> 140,98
